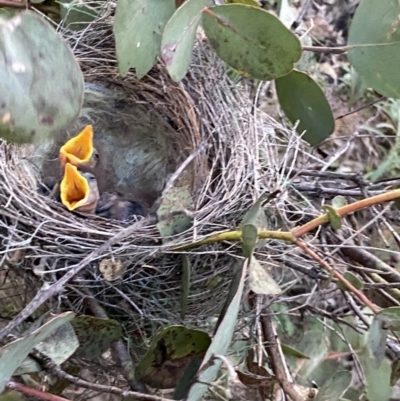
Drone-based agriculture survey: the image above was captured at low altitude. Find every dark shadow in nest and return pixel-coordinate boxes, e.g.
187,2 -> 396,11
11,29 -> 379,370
33,80 -> 188,213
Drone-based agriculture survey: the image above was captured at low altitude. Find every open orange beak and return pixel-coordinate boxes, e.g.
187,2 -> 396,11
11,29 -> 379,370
59,125 -> 98,168
60,163 -> 98,213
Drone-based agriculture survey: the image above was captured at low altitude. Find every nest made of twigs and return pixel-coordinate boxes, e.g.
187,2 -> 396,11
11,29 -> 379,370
0,12 -> 325,341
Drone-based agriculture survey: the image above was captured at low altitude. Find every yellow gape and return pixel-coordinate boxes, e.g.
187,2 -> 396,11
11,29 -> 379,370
59,125 -> 99,169
60,163 -> 99,214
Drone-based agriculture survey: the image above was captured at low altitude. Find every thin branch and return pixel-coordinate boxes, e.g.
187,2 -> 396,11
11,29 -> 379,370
295,240 -> 380,314
302,45 -> 350,54
22,349 -> 171,401
260,306 -> 303,401
6,381 -> 70,401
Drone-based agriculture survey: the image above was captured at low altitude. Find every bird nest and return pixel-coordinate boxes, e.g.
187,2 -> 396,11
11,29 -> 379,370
0,17 -> 316,340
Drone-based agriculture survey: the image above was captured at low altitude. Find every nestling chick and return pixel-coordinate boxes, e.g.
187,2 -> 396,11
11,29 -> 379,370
60,163 -> 100,214
96,192 -> 144,222
59,125 -> 99,169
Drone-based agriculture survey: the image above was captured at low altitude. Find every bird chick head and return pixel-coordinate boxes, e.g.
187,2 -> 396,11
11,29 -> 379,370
59,125 -> 99,169
60,163 -> 99,214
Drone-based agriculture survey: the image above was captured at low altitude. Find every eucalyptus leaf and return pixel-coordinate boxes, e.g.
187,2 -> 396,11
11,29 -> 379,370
322,205 -> 342,230
114,0 -> 176,78
13,322 -> 78,375
71,316 -> 122,359
0,11 -> 84,144
161,0 -> 210,82
156,187 -> 193,243
348,0 -> 400,98
249,257 -> 281,295
241,224 -> 258,258
180,255 -> 191,320
360,346 -> 393,401
202,4 -> 301,81
367,318 -> 387,369
185,260 -> 247,401
337,271 -> 363,292
0,312 -> 74,393
276,69 -> 335,146
135,326 -> 211,389
314,371 -> 352,401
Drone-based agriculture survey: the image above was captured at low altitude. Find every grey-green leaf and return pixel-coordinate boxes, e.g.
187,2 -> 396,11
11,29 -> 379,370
314,371 -> 352,401
156,187 -> 193,243
202,4 -> 301,81
114,0 -> 176,78
161,0 -> 210,82
60,0 -> 105,31
276,69 -> 335,146
180,255 -> 191,320
241,224 -> 258,258
348,0 -> 400,98
71,316 -> 122,359
0,11 -> 84,144
377,306 -> 400,331
367,318 -> 387,369
13,322 -> 78,375
185,260 -> 247,401
249,257 -> 281,295
0,312 -> 75,393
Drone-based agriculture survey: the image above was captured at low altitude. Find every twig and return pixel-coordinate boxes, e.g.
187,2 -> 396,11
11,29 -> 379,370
293,189 -> 400,237
335,96 -> 385,120
295,240 -> 380,314
291,184 -> 386,198
22,349 -> 170,401
302,45 -> 349,54
260,306 -> 303,401
6,381 -> 70,401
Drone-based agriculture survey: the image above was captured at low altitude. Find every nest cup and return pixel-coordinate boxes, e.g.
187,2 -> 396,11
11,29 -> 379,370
0,18 -> 297,340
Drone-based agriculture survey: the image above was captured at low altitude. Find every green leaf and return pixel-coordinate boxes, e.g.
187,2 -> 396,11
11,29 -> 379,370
0,312 -> 74,393
348,66 -> 367,107
314,371 -> 352,401
322,205 -> 342,230
180,255 -> 191,320
348,0 -> 400,98
13,322 -> 79,375
241,224 -> 258,258
337,271 -> 363,292
135,326 -> 211,389
114,0 -> 176,78
280,343 -> 310,360
276,69 -> 334,146
60,0 -> 104,31
240,194 -> 268,229
161,0 -> 210,82
156,187 -> 193,243
173,357 -> 203,400
71,316 -> 122,359
360,347 -> 393,401
202,4 -> 301,81
367,318 -> 387,369
240,194 -> 268,255
249,257 -> 281,295
377,306 -> 400,331
215,261 -> 244,332
332,195 -> 348,209
185,260 -> 247,401
0,11 -> 84,144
